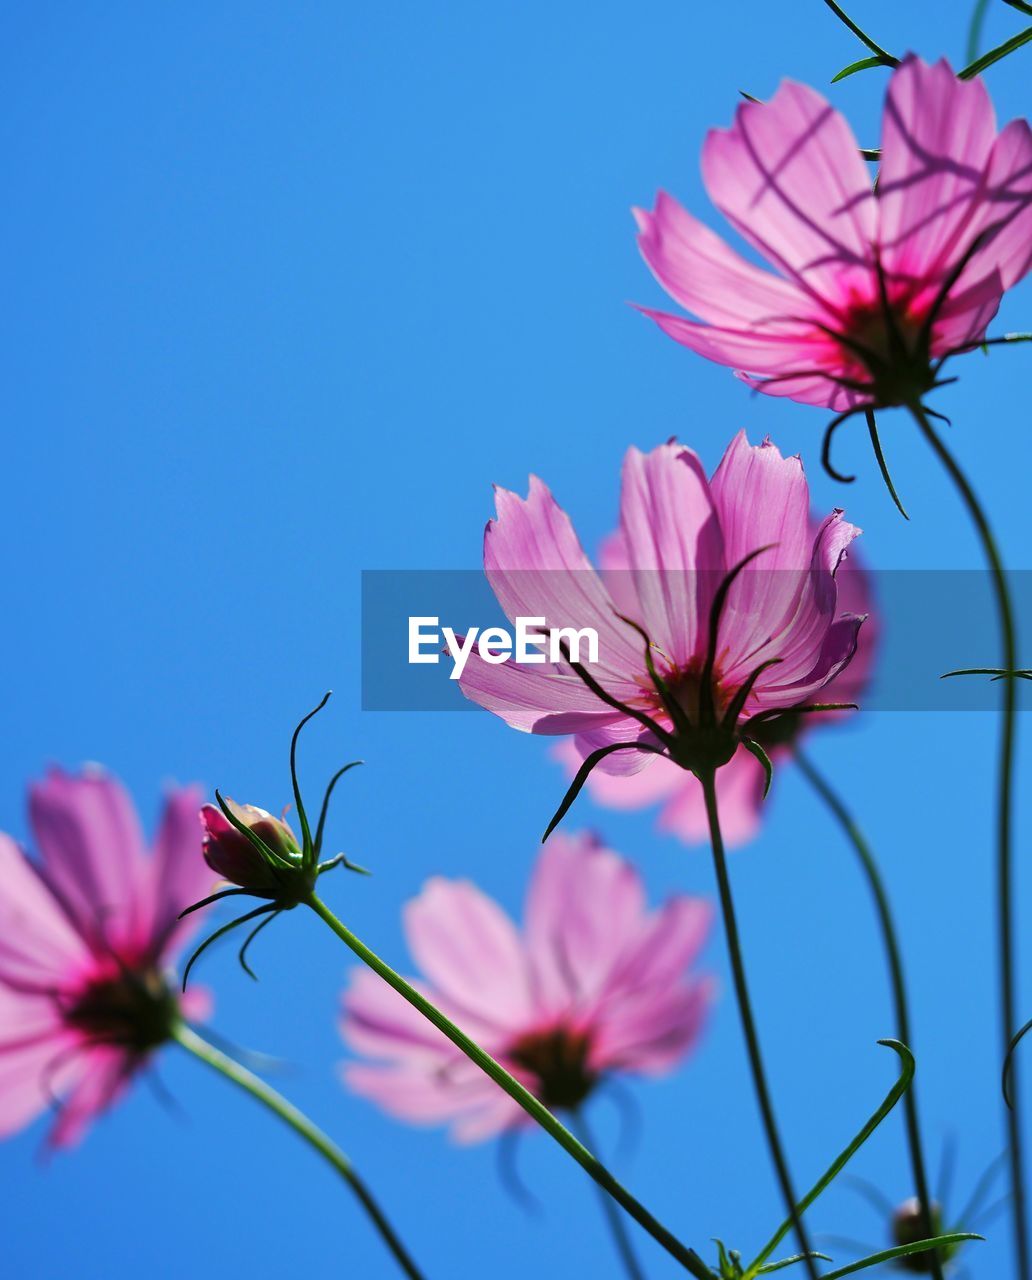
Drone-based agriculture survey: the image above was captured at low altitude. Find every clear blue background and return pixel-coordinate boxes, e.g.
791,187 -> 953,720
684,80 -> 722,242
1,2 -> 1029,1275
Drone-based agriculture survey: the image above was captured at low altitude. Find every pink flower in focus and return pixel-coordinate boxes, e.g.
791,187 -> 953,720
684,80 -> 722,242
340,832 -> 713,1141
553,535 -> 877,847
635,58 -> 1032,415
0,768 -> 215,1147
458,432 -> 864,813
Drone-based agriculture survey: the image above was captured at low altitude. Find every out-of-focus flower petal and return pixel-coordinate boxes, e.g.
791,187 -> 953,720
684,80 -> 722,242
524,833 -> 646,1014
147,786 -> 215,957
46,1046 -> 131,1149
0,988 -> 71,1139
404,880 -> 535,1028
0,834 -> 89,989
28,768 -> 148,952
591,976 -> 715,1074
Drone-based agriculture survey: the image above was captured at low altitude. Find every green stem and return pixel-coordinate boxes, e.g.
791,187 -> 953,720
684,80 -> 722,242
820,0 -> 897,61
909,402 -> 1029,1280
792,748 -> 943,1280
173,1022 -> 426,1280
959,23 -> 1032,78
966,0 -> 991,63
570,1109 -> 647,1280
305,893 -> 710,1278
700,771 -> 818,1280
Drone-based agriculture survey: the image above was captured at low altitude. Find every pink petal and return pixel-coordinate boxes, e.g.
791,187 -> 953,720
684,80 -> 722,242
146,786 -> 217,959
726,510 -> 862,706
740,369 -> 864,411
617,442 -> 724,668
710,431 -> 811,571
702,80 -> 875,304
47,1045 -> 133,1149
975,118 -> 1032,289
342,967 -> 504,1062
342,1058 -> 518,1142
28,768 -> 148,953
634,190 -> 812,327
524,832 -> 647,1014
484,476 -> 641,679
637,306 -> 830,375
591,977 -> 714,1074
0,833 -> 89,990
822,552 -> 877,707
878,58 -> 998,288
458,648 -> 633,735
404,880 -> 534,1028
604,895 -> 713,993
0,989 -> 71,1139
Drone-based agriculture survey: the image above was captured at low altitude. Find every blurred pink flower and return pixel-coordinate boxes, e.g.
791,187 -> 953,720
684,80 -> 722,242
340,832 -> 713,1142
459,432 -> 863,788
635,57 -> 1032,413
0,768 -> 215,1148
553,533 -> 877,848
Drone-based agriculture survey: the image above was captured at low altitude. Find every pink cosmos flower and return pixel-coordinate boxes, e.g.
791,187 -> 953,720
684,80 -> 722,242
457,432 -> 863,825
0,767 -> 215,1147
635,57 -> 1032,417
553,534 -> 877,847
340,831 -> 713,1141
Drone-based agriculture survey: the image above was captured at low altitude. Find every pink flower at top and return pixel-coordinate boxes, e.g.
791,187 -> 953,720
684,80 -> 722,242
340,832 -> 713,1141
554,531 -> 877,847
0,768 -> 215,1147
635,57 -> 1032,414
458,431 -> 864,807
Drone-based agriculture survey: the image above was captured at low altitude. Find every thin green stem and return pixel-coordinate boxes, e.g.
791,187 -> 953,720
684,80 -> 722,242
959,23 -> 1032,78
305,892 -> 710,1278
570,1109 -> 646,1280
820,0 -> 897,61
172,1022 -> 425,1280
700,771 -> 818,1280
792,748 -> 943,1280
966,0 -> 991,63
909,402 -> 1029,1280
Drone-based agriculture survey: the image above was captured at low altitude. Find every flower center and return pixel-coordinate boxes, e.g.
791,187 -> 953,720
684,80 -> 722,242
508,1025 -> 597,1110
835,290 -> 937,406
64,967 -> 179,1053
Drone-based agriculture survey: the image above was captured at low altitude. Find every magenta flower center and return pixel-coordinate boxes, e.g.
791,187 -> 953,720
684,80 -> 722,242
508,1025 -> 597,1110
829,287 -> 937,405
64,965 -> 178,1053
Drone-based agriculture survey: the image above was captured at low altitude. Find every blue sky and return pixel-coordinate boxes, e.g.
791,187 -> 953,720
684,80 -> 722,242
2,2 -> 1030,1276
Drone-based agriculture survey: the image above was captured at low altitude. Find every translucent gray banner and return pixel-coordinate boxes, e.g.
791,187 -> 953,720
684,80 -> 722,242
360,569 -> 1032,712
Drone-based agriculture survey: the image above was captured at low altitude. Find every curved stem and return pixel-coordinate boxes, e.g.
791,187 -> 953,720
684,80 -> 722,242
173,1022 -> 426,1280
966,0 -> 991,64
792,747 -> 943,1280
305,893 -> 710,1278
910,402 -> 1029,1280
569,1109 -> 646,1280
700,770 -> 818,1280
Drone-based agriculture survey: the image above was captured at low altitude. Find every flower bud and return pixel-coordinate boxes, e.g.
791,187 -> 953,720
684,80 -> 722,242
892,1198 -> 946,1273
201,799 -> 301,896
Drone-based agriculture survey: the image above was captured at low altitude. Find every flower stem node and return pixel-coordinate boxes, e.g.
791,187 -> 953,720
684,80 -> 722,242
180,693 -> 367,985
